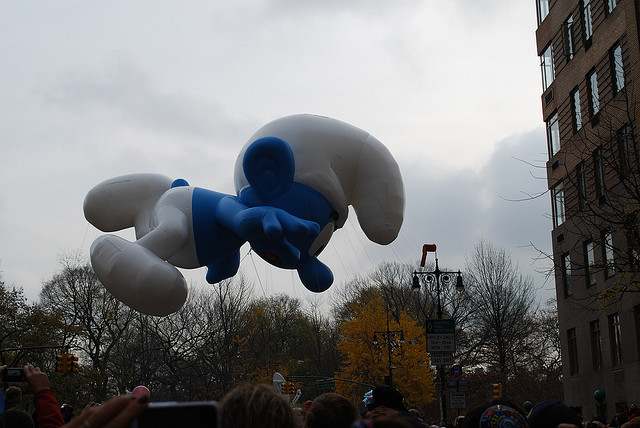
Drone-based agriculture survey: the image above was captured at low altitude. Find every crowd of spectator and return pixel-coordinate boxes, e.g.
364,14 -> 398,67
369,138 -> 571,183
1,365 -> 639,428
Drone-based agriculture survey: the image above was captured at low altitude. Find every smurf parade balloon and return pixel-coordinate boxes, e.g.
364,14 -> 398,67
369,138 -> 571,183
84,114 -> 405,316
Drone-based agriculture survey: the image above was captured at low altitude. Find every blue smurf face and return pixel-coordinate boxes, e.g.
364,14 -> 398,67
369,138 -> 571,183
238,136 -> 338,269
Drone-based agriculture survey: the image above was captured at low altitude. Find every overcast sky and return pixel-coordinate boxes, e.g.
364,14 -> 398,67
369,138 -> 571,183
0,1 -> 554,308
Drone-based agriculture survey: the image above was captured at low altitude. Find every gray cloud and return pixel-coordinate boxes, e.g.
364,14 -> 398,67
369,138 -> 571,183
43,60 -> 252,144
267,0 -> 418,15
372,128 -> 552,293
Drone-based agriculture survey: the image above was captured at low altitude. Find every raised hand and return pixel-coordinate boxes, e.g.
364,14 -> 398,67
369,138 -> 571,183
62,395 -> 147,428
24,365 -> 51,394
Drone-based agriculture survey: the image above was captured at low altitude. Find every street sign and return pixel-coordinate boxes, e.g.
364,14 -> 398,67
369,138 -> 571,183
430,350 -> 453,366
427,333 -> 455,352
427,319 -> 455,366
450,364 -> 463,379
447,379 -> 468,392
449,392 -> 466,409
426,319 -> 455,335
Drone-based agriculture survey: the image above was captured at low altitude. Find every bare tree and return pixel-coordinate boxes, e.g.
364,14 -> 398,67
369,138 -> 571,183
194,277 -> 253,395
302,299 -> 341,377
0,279 -> 31,364
40,258 -> 135,401
464,240 -> 539,390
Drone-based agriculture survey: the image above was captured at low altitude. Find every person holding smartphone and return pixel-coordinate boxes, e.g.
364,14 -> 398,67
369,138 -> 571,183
23,365 -> 65,428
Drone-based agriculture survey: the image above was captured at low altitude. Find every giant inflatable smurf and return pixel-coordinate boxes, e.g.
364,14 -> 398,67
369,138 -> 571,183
84,114 -> 404,315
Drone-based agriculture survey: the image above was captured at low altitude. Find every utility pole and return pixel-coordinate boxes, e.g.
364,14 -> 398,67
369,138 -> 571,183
373,293 -> 404,387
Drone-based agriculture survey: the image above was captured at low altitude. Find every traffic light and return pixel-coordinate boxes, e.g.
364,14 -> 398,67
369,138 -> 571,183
56,353 -> 68,374
492,383 -> 503,400
68,353 -> 79,373
56,353 -> 79,374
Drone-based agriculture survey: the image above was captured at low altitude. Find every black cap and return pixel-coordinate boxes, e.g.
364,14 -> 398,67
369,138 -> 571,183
528,400 -> 581,428
368,385 -> 407,412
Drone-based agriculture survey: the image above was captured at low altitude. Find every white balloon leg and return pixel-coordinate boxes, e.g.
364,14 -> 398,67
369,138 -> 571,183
90,235 -> 188,316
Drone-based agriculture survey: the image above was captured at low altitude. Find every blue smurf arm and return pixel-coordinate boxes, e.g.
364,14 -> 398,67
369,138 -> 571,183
216,196 -> 320,262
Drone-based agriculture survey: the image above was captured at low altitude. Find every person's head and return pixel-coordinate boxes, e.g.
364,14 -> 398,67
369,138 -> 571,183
352,418 -> 413,428
366,386 -> 407,413
454,416 -> 465,427
528,401 -> 581,428
622,417 -> 640,428
4,409 -> 35,428
629,404 -> 640,420
5,386 -> 22,409
370,418 -> 413,428
220,383 -> 297,428
611,413 -> 629,428
408,409 -> 423,421
305,392 -> 356,428
463,401 -> 528,428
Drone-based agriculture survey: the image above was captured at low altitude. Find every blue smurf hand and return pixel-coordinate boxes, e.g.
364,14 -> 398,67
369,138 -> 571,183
234,206 -> 320,263
217,197 -> 320,265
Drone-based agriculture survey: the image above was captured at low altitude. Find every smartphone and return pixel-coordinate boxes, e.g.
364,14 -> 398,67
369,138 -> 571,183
130,401 -> 218,428
2,367 -> 26,383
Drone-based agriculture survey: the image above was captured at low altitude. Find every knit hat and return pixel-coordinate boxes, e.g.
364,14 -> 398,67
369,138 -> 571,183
364,386 -> 407,412
463,401 -> 528,428
479,405 -> 528,428
528,401 -> 581,428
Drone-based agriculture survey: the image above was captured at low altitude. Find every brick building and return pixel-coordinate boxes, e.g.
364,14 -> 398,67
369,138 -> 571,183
535,0 -> 640,418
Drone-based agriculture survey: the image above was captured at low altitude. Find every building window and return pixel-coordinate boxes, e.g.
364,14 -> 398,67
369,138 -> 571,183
608,0 -> 618,14
611,43 -> 625,94
593,148 -> 605,201
572,88 -> 583,132
627,215 -> 640,272
582,0 -> 593,42
537,0 -> 550,25
588,70 -> 600,116
603,230 -> 615,278
562,253 -> 572,297
634,305 -> 640,359
577,162 -> 587,210
541,44 -> 555,91
564,16 -> 575,61
567,328 -> 579,375
547,113 -> 560,157
590,319 -> 602,371
585,240 -> 596,287
553,182 -> 566,227
617,123 -> 634,175
608,313 -> 623,366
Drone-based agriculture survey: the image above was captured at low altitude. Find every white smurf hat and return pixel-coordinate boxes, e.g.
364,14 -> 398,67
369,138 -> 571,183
234,114 -> 405,245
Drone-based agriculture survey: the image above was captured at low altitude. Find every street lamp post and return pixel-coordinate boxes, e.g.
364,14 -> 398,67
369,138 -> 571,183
373,302 -> 404,387
412,247 -> 463,427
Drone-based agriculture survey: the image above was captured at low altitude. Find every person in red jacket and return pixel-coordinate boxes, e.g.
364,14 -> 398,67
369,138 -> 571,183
24,365 -> 64,428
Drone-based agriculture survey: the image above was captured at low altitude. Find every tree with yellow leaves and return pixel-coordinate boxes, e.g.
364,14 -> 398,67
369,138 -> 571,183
336,293 -> 435,408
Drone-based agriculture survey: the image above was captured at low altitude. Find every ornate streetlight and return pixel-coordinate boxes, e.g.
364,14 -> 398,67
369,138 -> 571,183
412,244 -> 463,427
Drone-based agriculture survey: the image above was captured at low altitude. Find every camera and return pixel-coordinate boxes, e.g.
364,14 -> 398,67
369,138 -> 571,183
130,401 -> 218,428
1,367 -> 26,383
